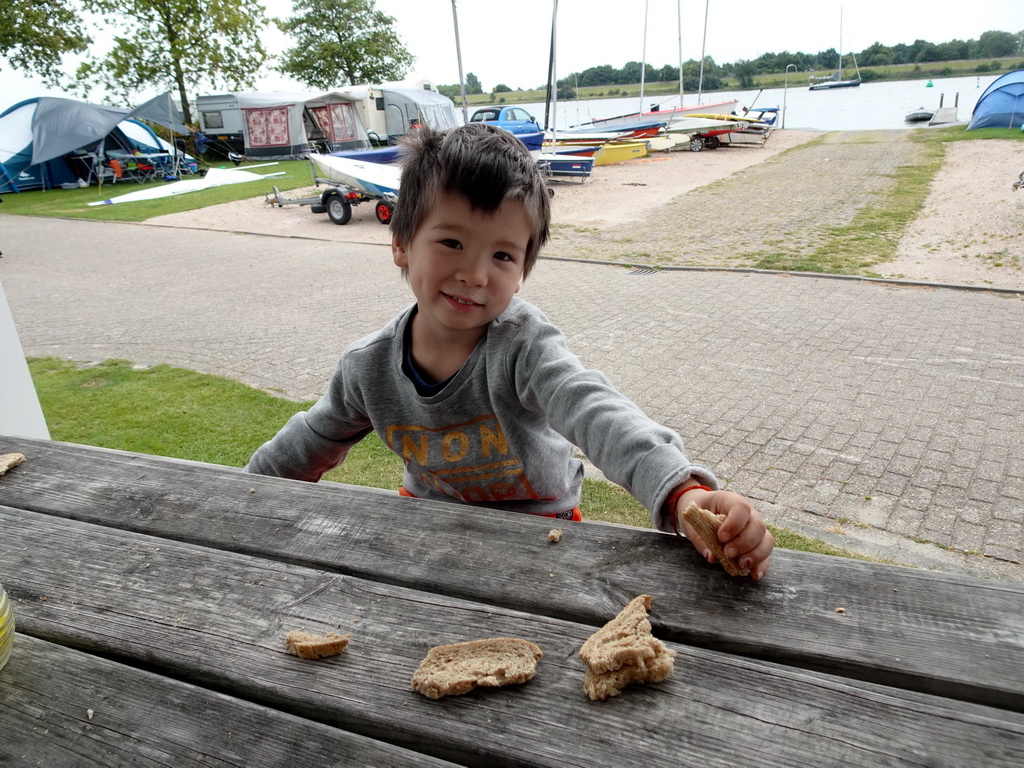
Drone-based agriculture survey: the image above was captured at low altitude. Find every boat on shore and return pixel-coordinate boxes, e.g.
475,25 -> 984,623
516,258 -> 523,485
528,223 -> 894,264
594,140 -> 648,165
576,99 -> 740,130
536,0 -> 594,182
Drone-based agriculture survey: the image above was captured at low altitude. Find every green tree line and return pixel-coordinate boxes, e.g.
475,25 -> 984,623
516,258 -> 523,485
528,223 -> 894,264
439,28 -> 1024,98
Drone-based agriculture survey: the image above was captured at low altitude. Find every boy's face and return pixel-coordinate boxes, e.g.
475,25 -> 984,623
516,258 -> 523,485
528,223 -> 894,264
392,190 -> 530,343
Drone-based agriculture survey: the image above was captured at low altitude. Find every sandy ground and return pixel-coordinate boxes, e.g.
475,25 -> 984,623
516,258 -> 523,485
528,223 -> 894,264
876,139 -> 1024,289
148,130 -> 1024,291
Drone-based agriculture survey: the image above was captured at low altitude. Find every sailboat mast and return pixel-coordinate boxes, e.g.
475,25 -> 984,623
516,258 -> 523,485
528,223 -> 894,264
639,0 -> 649,114
543,0 -> 557,130
697,0 -> 710,105
838,5 -> 843,77
677,0 -> 684,107
450,0 -> 469,123
550,0 -> 559,142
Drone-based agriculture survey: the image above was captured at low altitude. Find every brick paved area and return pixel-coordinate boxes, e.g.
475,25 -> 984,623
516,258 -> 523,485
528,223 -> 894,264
2,213 -> 1021,581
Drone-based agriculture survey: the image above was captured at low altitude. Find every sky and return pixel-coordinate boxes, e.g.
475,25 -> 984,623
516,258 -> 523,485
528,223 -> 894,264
2,0 -> 1023,112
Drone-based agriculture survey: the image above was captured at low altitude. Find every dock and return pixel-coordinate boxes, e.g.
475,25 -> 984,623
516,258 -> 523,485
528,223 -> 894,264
930,106 -> 959,125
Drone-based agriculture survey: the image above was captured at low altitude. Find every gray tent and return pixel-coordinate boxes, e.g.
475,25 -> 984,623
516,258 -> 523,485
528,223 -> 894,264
0,96 -> 176,192
130,92 -> 190,135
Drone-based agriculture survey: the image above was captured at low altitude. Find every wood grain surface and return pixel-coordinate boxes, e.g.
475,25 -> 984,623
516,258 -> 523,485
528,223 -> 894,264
1,436 -> 1022,713
2,504 -> 1022,767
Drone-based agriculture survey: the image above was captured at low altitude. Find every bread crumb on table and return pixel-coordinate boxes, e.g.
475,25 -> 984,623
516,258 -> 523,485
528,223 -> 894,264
0,452 -> 26,476
547,529 -> 563,543
285,629 -> 352,660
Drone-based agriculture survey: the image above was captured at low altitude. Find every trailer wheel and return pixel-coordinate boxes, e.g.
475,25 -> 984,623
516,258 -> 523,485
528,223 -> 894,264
705,136 -> 721,150
326,194 -> 352,225
375,200 -> 393,225
689,136 -> 705,152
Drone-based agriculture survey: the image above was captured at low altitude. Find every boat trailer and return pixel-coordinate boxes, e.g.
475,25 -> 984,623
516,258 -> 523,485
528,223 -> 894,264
264,174 -> 395,226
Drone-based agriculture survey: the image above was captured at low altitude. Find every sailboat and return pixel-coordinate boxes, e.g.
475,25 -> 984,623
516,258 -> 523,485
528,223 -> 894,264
809,7 -> 861,91
536,0 -> 595,181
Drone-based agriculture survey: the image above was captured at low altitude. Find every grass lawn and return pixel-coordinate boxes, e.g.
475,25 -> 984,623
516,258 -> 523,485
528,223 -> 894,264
29,356 -> 873,562
0,159 -> 320,222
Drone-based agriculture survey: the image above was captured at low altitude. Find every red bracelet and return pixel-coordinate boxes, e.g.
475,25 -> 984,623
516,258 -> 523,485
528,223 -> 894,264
667,484 -> 713,538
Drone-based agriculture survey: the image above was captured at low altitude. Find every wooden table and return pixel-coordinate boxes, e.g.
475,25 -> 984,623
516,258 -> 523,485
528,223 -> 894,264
1,436 -> 1022,766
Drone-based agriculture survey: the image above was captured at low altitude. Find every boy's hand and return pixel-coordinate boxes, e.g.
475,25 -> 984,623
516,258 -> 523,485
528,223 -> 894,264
673,486 -> 774,580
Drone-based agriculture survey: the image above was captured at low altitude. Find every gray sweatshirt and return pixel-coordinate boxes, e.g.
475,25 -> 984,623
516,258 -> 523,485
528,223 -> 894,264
246,298 -> 717,532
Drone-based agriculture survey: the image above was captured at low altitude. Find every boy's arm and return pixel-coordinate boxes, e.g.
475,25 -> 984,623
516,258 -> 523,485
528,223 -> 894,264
245,408 -> 372,481
246,352 -> 374,481
511,314 -> 716,519
667,483 -> 774,580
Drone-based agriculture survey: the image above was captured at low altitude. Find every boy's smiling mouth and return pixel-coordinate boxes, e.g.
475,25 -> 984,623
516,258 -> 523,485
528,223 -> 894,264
443,292 -> 483,309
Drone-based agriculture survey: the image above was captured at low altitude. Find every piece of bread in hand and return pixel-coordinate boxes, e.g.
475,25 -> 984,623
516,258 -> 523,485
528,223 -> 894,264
0,452 -> 25,476
411,637 -> 543,699
680,501 -> 751,577
285,629 -> 351,660
579,594 -> 676,701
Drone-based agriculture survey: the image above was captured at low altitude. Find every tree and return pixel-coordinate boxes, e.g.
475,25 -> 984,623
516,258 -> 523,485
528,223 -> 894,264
977,30 -> 1018,58
0,0 -> 90,82
276,0 -> 414,90
465,72 -> 483,95
78,0 -> 268,125
733,60 -> 756,88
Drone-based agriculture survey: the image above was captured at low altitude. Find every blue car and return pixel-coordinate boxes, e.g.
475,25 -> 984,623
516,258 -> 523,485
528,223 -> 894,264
470,106 -> 543,151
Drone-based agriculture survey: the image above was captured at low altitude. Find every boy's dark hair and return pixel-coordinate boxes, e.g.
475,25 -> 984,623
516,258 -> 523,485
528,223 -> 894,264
390,123 -> 551,278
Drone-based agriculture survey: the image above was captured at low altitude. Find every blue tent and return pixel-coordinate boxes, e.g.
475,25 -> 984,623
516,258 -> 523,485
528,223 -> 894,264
967,70 -> 1024,130
0,97 -> 172,193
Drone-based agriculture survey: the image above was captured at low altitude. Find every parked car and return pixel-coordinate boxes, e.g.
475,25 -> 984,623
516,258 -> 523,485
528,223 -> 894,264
469,106 -> 543,151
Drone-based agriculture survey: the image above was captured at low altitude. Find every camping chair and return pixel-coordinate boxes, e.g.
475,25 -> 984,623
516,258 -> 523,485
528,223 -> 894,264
120,158 -> 143,182
133,157 -> 159,182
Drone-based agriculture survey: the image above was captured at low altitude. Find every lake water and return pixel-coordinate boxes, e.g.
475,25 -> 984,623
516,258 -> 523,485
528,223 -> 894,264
509,74 -> 998,132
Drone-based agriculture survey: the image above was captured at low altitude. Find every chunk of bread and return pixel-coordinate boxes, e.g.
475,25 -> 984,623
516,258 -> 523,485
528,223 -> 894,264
411,637 -> 543,699
680,501 -> 750,577
285,629 -> 351,660
579,594 -> 676,701
0,452 -> 25,476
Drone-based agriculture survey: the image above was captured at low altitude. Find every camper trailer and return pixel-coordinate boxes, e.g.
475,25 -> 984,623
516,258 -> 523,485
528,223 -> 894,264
195,93 -> 247,155
195,91 -> 371,160
339,82 -> 461,145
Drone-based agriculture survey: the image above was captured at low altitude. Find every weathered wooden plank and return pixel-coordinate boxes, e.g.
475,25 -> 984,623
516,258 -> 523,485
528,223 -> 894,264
1,436 -> 1022,713
0,635 -> 458,767
1,508 -> 1022,767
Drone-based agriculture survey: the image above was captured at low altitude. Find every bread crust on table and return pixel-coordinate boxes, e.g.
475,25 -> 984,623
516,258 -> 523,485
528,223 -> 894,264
411,637 -> 543,699
579,595 -> 676,701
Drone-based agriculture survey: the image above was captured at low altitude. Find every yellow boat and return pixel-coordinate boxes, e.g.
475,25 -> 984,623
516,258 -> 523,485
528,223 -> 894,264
594,140 -> 648,165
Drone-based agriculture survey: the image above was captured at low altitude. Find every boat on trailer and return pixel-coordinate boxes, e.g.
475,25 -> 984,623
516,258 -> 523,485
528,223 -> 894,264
536,153 -> 595,182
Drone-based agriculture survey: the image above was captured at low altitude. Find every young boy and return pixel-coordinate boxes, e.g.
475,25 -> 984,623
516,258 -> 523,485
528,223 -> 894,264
246,123 -> 773,579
